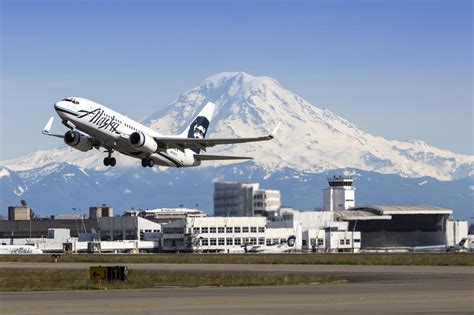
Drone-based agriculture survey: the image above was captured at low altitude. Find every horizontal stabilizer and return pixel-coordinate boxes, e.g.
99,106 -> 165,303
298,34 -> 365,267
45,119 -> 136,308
194,154 -> 253,161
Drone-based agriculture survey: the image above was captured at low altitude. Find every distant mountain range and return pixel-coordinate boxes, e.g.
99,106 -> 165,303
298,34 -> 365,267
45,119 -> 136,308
1,72 -> 472,219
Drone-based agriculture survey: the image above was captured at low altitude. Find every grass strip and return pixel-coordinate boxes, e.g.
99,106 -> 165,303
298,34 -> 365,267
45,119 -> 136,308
0,269 -> 343,292
0,253 -> 472,266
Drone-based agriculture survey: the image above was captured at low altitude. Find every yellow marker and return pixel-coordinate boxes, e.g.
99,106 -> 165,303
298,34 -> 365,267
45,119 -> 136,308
90,266 -> 107,281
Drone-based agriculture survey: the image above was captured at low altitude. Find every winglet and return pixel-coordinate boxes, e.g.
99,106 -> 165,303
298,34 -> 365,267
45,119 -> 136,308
42,117 -> 54,135
269,122 -> 281,139
42,117 -> 63,138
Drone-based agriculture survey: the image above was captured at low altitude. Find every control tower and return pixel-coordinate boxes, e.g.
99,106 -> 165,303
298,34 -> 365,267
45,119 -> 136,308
323,175 -> 355,211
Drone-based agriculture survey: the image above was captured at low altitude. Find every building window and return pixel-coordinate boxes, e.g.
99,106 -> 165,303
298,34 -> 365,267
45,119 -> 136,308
354,239 -> 360,243
210,227 -> 217,233
345,239 -> 350,245
258,238 -> 265,245
258,227 -> 265,233
113,230 -> 123,240
218,238 -> 225,245
272,239 -> 279,245
302,240 -> 308,246
234,227 -> 241,233
125,230 -> 136,240
193,227 -> 200,234
201,227 -> 208,233
234,238 -> 241,245
226,227 -> 233,233
280,238 -> 286,244
250,227 -> 257,233
242,237 -> 249,245
153,229 -> 160,232
250,238 -> 257,245
340,239 -> 345,245
226,238 -> 233,245
266,239 -> 272,246
163,227 -> 184,234
218,227 -> 225,233
318,238 -> 324,246
242,227 -> 249,233
201,239 -> 209,246
210,238 -> 217,246
310,238 -> 316,246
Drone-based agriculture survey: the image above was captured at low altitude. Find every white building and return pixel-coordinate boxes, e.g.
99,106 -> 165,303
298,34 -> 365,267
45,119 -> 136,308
124,208 -> 207,224
253,189 -> 281,217
213,182 -> 259,216
98,216 -> 161,242
213,182 -> 281,217
323,176 -> 355,211
445,220 -> 469,246
161,216 -> 300,252
270,208 -> 360,252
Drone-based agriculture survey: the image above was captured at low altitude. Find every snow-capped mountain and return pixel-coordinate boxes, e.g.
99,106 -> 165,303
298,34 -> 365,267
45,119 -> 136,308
1,72 -> 473,219
2,72 -> 472,180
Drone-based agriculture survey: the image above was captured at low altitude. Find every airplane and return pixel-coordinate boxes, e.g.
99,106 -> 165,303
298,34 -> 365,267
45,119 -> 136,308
42,97 -> 280,168
0,245 -> 43,255
245,235 -> 297,253
220,236 -> 298,253
413,236 -> 473,253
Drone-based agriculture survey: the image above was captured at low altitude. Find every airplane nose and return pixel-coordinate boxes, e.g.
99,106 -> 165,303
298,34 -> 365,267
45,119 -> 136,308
54,101 -> 66,111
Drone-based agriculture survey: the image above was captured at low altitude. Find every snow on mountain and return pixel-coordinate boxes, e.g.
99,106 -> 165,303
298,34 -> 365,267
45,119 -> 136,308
2,72 -> 473,181
145,72 -> 473,180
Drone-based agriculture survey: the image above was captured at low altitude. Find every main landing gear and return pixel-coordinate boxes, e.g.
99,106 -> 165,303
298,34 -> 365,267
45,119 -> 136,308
103,151 -> 116,167
141,157 -> 154,168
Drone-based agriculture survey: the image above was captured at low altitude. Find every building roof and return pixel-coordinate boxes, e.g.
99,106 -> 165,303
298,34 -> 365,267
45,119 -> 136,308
336,210 -> 392,221
349,205 -> 452,215
336,204 -> 452,221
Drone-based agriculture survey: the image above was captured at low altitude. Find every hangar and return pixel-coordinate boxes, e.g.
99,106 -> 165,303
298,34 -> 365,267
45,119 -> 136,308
335,205 -> 462,249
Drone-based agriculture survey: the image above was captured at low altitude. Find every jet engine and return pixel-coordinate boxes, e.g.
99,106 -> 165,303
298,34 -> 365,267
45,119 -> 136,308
129,131 -> 157,153
64,130 -> 93,152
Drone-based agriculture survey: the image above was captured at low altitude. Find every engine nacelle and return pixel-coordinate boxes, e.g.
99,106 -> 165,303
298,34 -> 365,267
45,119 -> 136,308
129,131 -> 157,153
64,130 -> 93,152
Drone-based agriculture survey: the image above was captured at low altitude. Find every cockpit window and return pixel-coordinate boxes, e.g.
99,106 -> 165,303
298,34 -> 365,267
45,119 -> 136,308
62,98 -> 79,105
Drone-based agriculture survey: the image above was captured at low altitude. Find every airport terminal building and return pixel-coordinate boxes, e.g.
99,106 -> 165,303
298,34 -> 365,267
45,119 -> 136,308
1,176 -> 469,253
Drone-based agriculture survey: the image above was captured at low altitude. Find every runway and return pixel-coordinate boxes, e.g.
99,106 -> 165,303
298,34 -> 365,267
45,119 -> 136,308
1,263 -> 473,314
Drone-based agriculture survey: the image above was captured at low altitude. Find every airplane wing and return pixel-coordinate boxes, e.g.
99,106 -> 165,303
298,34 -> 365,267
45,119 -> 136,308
194,154 -> 253,161
154,123 -> 280,151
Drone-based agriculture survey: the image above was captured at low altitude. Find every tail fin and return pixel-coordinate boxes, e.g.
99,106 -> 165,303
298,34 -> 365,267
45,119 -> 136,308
287,236 -> 296,247
179,102 -> 216,153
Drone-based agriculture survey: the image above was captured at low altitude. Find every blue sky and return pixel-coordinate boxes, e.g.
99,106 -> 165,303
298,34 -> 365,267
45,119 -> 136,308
1,0 -> 472,159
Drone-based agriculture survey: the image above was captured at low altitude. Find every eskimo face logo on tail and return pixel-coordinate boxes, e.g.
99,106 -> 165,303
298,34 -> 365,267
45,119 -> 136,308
287,236 -> 296,247
188,116 -> 209,154
188,116 -> 209,139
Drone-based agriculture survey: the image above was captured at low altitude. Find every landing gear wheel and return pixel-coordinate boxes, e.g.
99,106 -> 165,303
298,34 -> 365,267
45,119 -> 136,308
141,158 -> 154,168
109,157 -> 116,167
147,158 -> 154,167
103,157 -> 110,166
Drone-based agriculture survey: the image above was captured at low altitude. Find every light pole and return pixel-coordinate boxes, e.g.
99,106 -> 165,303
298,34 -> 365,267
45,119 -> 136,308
72,208 -> 80,237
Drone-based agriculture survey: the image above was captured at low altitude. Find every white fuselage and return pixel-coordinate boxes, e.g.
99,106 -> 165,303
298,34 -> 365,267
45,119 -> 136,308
54,97 -> 198,167
0,245 -> 43,255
